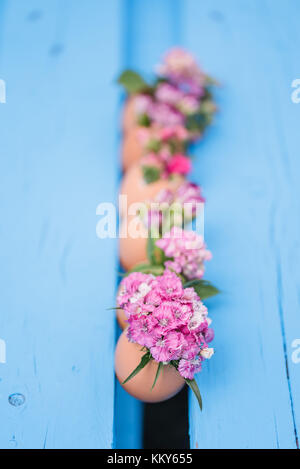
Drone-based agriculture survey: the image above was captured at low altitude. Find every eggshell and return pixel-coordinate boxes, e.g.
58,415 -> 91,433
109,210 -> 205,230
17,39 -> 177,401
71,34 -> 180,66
119,164 -> 185,218
119,215 -> 148,271
122,96 -> 138,134
115,330 -> 185,403
117,307 -> 128,330
122,126 -> 145,172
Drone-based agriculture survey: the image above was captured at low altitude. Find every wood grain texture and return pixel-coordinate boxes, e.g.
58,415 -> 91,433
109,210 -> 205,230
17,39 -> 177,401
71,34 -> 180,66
0,0 -> 120,448
182,0 -> 300,449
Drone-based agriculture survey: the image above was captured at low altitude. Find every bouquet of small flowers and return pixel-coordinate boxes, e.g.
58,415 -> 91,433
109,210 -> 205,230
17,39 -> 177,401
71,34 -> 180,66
138,181 -> 205,232
117,228 -> 219,409
116,47 -> 220,410
119,48 -> 217,141
139,126 -> 192,183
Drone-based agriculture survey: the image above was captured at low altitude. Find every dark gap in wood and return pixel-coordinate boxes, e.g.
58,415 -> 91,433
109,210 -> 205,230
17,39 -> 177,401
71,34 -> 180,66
143,386 -> 189,449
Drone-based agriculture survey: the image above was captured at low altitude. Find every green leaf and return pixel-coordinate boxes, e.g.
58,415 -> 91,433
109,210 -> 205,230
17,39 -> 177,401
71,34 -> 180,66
147,238 -> 165,266
147,236 -> 157,265
185,378 -> 203,411
142,166 -> 161,184
128,263 -> 164,276
129,262 -> 152,273
118,70 -> 151,94
106,307 -> 122,311
122,352 -> 151,384
146,138 -> 161,153
137,113 -> 151,127
183,279 -> 220,299
204,74 -> 219,87
151,362 -> 163,390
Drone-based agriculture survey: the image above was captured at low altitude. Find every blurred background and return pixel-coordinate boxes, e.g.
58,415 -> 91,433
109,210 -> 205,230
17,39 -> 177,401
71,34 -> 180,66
0,0 -> 300,449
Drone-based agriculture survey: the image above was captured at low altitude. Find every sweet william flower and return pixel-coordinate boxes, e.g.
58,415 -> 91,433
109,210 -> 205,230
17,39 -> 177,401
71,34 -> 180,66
178,357 -> 203,380
203,327 -> 215,343
167,154 -> 191,175
200,348 -> 214,359
150,331 -> 184,362
159,125 -> 189,142
135,94 -> 154,116
118,270 -> 214,381
150,337 -> 172,362
117,272 -> 154,307
148,102 -> 184,127
156,269 -> 184,300
178,95 -> 200,115
152,302 -> 177,334
155,82 -> 184,106
127,316 -> 157,349
156,227 -> 211,280
157,48 -> 206,96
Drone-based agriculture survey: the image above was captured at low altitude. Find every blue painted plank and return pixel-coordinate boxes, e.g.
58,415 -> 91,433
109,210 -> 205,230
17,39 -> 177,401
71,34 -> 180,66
0,0 -> 120,448
182,0 -> 300,449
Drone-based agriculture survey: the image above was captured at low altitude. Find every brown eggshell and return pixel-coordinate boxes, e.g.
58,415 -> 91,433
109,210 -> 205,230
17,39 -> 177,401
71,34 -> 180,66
119,164 -> 185,218
116,307 -> 128,330
119,215 -> 148,271
122,126 -> 145,172
115,330 -> 185,403
122,96 -> 138,134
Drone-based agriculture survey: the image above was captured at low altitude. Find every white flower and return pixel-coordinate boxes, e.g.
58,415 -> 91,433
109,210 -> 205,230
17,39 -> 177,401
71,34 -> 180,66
200,348 -> 214,359
188,301 -> 208,330
129,282 -> 152,304
138,282 -> 152,297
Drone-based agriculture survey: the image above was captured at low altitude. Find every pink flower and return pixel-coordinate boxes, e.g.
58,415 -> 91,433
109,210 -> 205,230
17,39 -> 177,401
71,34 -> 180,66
155,82 -> 184,106
156,269 -> 184,300
150,331 -> 184,362
178,357 -> 203,380
127,316 -> 157,349
159,126 -> 189,142
174,181 -> 205,205
178,95 -> 200,115
139,181 -> 205,231
141,153 -> 164,172
152,302 -> 176,334
134,94 -> 154,116
150,337 -> 171,362
167,154 -> 191,175
156,227 -> 212,280
181,334 -> 201,360
203,327 -> 215,343
120,270 -> 214,376
117,272 -> 154,307
148,102 -> 184,127
157,48 -> 205,96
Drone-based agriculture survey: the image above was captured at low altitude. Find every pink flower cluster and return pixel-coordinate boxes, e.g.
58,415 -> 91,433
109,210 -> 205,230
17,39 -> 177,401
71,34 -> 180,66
118,270 -> 214,380
134,94 -> 185,127
137,122 -> 189,147
155,181 -> 205,212
142,152 -> 191,179
139,181 -> 205,231
138,181 -> 205,232
156,227 -> 212,280
132,49 -> 209,132
157,48 -> 206,96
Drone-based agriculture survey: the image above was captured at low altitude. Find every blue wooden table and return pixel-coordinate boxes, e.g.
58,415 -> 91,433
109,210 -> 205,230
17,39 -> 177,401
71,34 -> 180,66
0,0 -> 299,449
